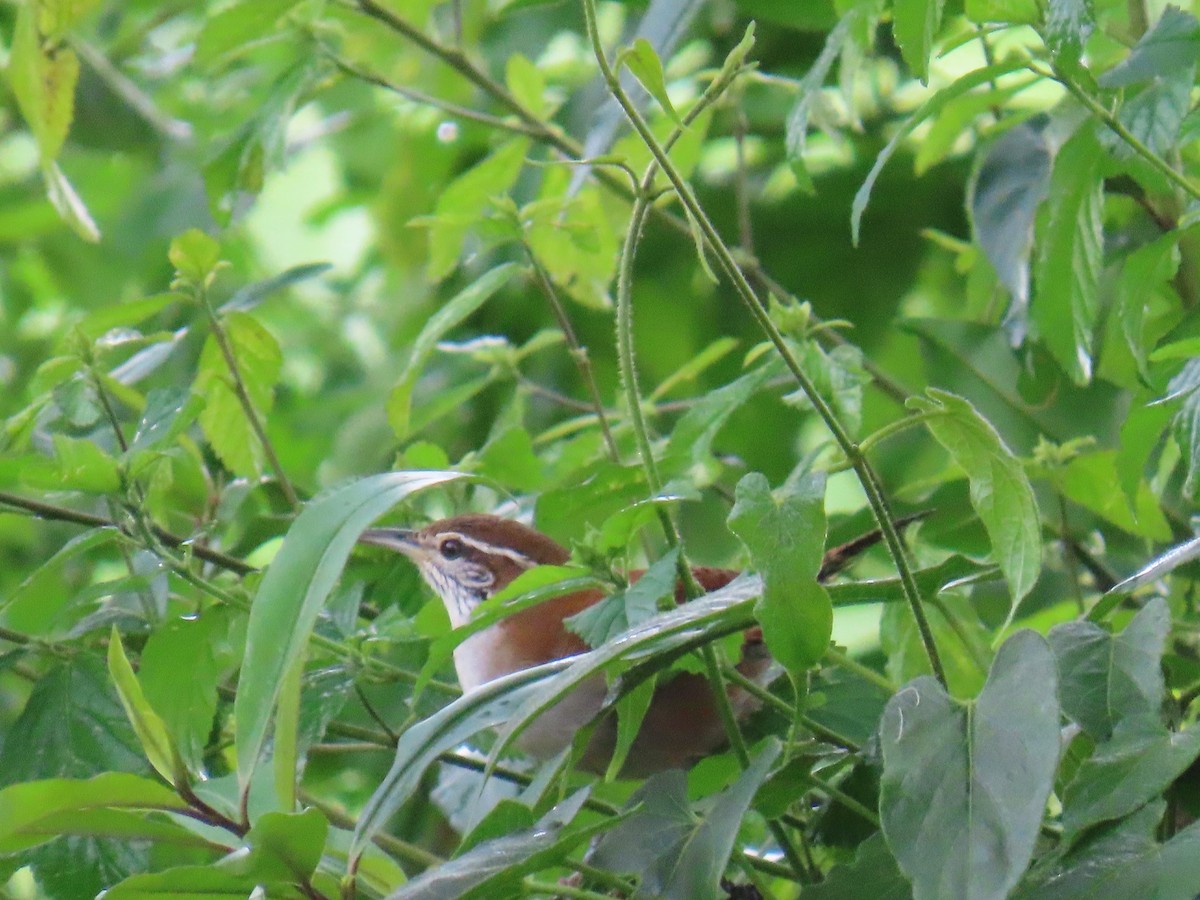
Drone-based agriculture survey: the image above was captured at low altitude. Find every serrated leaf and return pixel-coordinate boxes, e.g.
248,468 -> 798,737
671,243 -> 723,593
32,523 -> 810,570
194,311 -> 281,478
8,3 -> 79,161
880,631 -> 1060,900
804,832 -> 911,899
566,549 -> 680,647
908,389 -> 1041,614
387,264 -> 517,438
169,228 -> 222,285
971,120 -> 1053,328
728,471 -> 830,676
1033,126 -> 1104,384
1048,597 -> 1169,740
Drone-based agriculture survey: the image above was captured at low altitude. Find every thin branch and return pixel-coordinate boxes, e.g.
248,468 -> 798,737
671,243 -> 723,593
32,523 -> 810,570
196,286 -> 300,511
0,490 -> 256,576
524,249 -> 621,461
581,0 -> 945,688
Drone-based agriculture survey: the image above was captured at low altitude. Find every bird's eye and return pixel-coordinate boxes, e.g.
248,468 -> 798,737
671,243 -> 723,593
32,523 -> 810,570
439,538 -> 465,560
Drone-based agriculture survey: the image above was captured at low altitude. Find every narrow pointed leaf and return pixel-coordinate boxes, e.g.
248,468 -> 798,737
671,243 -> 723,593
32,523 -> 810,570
107,627 -> 184,787
235,470 -> 468,790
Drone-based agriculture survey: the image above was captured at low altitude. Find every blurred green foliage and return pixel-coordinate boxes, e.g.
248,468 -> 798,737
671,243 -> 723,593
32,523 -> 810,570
3,0 -> 1200,897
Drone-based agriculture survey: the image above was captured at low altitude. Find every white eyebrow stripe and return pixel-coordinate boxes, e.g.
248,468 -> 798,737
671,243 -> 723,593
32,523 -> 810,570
443,532 -> 537,569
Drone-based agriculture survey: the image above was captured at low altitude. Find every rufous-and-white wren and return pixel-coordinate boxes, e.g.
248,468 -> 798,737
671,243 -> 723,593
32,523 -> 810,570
359,513 -> 894,776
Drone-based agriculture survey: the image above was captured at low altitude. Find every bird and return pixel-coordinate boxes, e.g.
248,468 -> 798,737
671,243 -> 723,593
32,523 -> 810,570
358,512 -> 918,776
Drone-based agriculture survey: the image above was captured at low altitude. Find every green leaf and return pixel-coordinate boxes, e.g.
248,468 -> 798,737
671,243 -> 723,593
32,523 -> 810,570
565,549 -> 679,647
351,660 -> 569,863
0,773 -> 188,855
235,471 -> 468,791
505,54 -> 549,117
76,293 -> 178,341
893,0 -> 945,83
236,809 -> 328,883
1166,358 -> 1200,498
590,740 -> 780,900
42,160 -> 100,242
36,434 -> 121,494
488,575 -> 763,773
139,609 -> 242,774
194,311 -> 282,478
1044,0 -> 1094,72
130,388 -> 205,453
908,389 -> 1041,613
423,141 -> 529,281
621,37 -> 682,124
1062,717 -> 1200,842
971,120 -> 1053,323
728,471 -> 831,676
965,0 -> 1038,25
804,832 -> 911,899
662,364 -> 774,479
195,0 -> 298,66
1049,597 -> 1169,741
1033,126 -> 1103,385
387,264 -> 517,438
8,2 -> 79,161
389,790 -> 596,900
880,630 -> 1060,900
107,627 -> 185,787
1100,6 -> 1200,88
169,228 -> 222,286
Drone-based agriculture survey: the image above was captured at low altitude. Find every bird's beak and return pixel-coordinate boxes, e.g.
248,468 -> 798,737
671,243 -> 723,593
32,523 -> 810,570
358,528 -> 423,559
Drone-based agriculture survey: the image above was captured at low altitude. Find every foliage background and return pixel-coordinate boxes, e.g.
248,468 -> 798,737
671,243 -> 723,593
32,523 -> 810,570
2,0 -> 1200,897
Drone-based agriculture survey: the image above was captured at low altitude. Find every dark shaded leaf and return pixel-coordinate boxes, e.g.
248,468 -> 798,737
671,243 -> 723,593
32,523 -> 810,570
880,631 -> 1059,900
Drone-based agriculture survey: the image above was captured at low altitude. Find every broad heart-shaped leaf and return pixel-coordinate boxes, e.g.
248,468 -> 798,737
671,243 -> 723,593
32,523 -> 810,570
590,740 -> 780,900
728,471 -> 831,676
893,0 -> 945,83
235,470 -> 468,792
388,789 -> 597,900
1032,125 -> 1103,385
350,660 -> 571,864
0,773 -> 186,856
486,575 -> 763,770
1048,597 -> 1169,740
387,264 -> 518,438
909,389 -> 1041,615
880,630 -> 1060,900
1061,716 -> 1200,842
971,119 -> 1053,332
